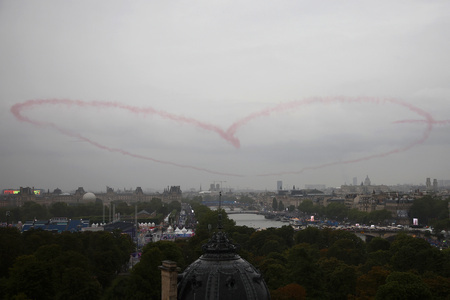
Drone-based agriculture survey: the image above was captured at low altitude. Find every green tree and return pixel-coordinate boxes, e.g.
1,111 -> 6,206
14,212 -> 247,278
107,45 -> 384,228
375,272 -> 432,300
80,231 -> 133,288
271,283 -> 306,300
367,237 -> 390,253
432,218 -> 450,236
326,203 -> 348,221
286,244 -> 324,298
229,225 -> 255,250
49,202 -> 71,218
362,250 -> 392,273
327,237 -> 366,266
319,257 -> 357,299
298,199 -> 315,214
272,198 -> 278,211
368,209 -> 392,225
22,228 -> 56,254
278,200 -> 285,211
56,267 -> 101,300
422,272 -> 450,300
390,234 -> 440,274
238,195 -> 255,205
277,225 -> 295,248
0,227 -> 24,277
21,201 -> 49,221
347,208 -> 368,223
249,228 -> 288,256
167,200 -> 181,213
195,208 -> 235,237
294,226 -> 325,247
114,201 -> 133,215
409,196 -> 449,225
355,266 -> 391,299
6,255 -> 53,299
126,241 -> 184,299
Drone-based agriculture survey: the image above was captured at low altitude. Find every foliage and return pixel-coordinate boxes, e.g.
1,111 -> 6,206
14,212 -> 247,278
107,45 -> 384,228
285,243 -> 324,298
0,228 -> 133,299
375,272 -> 433,300
248,226 -> 293,257
354,266 -> 391,299
238,195 -> 255,205
278,200 -> 285,211
318,257 -> 357,299
2,200 -> 450,299
389,233 -> 441,274
271,283 -> 306,300
409,196 -> 449,225
297,199 -> 316,215
367,237 -> 390,253
104,241 -> 184,300
272,198 -> 278,211
0,227 -> 24,277
325,203 -> 348,221
422,272 -> 450,300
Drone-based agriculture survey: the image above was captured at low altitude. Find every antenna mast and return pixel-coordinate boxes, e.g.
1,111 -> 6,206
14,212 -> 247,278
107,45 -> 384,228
218,191 -> 223,230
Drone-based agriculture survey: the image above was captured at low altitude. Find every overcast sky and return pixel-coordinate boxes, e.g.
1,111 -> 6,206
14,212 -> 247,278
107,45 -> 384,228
1,1 -> 449,193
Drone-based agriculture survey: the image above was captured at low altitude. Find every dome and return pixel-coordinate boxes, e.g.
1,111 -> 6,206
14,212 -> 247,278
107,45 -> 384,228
177,230 -> 271,299
82,192 -> 96,201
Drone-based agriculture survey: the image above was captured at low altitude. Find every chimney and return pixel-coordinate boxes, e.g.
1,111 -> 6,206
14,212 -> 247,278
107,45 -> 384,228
159,260 -> 179,300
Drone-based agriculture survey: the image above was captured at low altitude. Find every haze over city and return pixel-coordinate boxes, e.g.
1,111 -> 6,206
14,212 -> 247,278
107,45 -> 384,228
1,1 -> 449,193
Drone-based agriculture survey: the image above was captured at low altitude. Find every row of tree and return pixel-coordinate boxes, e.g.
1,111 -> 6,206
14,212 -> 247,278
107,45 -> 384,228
0,227 -> 134,299
0,198 -> 182,225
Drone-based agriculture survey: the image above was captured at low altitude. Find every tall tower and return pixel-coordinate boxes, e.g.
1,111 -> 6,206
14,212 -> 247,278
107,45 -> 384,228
277,181 -> 283,191
426,178 -> 431,190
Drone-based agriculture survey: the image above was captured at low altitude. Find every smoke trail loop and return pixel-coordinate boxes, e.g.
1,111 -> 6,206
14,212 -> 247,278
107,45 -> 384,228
10,97 -> 449,176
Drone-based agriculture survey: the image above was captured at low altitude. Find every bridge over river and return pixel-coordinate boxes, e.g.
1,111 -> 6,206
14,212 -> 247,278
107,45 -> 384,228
226,210 -> 260,215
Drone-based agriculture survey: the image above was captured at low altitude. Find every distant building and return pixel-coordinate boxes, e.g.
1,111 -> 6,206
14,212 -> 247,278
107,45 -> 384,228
2,185 -> 179,207
277,180 -> 283,190
163,186 -> 182,202
305,184 -> 326,191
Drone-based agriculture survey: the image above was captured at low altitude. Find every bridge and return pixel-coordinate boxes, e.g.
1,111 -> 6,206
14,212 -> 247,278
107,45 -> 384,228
353,229 -> 431,241
226,210 -> 260,215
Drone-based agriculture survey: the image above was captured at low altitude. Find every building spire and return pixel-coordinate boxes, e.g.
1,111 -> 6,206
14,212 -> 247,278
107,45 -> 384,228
218,191 -> 223,230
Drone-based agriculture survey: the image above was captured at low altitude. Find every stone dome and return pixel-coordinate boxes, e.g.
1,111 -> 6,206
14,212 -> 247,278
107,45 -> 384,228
82,192 -> 96,202
177,230 -> 271,299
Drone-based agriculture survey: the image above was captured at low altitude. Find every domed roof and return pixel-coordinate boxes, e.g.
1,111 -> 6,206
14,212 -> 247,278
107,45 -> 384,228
82,192 -> 96,201
177,230 -> 271,299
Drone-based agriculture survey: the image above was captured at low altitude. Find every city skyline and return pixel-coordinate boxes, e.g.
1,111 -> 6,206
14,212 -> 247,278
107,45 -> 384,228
2,175 -> 447,195
1,1 -> 450,193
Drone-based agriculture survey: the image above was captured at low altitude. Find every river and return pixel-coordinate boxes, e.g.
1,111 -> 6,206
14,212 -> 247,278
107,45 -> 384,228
228,213 -> 287,229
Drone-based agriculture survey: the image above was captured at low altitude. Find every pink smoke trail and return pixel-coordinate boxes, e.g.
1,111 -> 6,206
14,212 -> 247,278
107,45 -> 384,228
250,97 -> 437,176
10,99 -> 243,177
11,99 -> 240,148
10,97 -> 448,177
